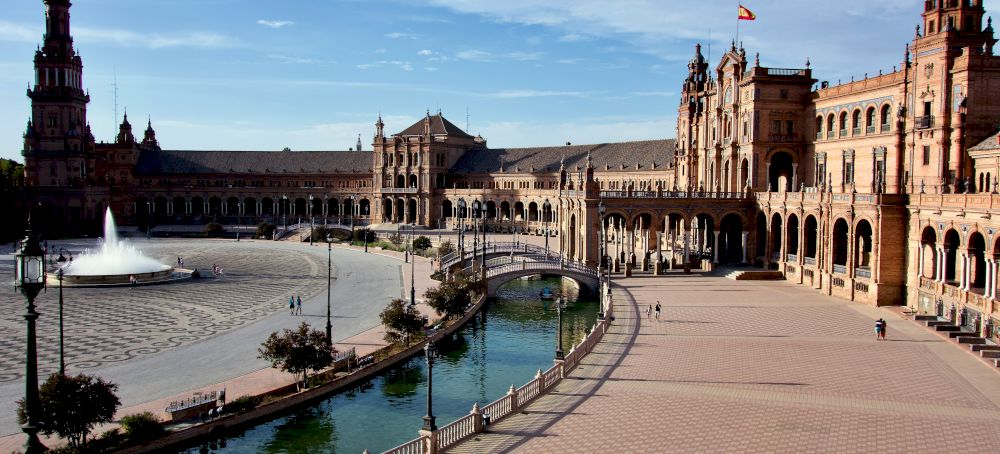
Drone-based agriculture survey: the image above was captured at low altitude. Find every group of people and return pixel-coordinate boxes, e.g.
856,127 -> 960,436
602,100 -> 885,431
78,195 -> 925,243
289,295 -> 303,315
875,318 -> 888,340
176,256 -> 185,268
645,302 -> 662,320
211,264 -> 224,277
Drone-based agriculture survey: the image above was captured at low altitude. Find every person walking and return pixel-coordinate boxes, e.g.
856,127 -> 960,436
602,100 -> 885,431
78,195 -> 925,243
296,295 -> 303,315
654,301 -> 661,320
878,318 -> 887,340
289,296 -> 296,315
646,304 -> 652,319
874,319 -> 884,340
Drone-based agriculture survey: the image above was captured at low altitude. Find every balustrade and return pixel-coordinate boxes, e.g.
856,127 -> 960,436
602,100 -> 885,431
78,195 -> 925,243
804,257 -> 815,265
833,264 -> 847,274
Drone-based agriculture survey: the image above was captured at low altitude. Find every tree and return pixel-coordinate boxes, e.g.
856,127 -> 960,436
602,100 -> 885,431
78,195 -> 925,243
258,322 -> 334,389
17,373 -> 121,448
424,274 -> 485,320
438,240 -> 455,257
353,228 -> 376,243
203,222 -> 225,237
379,298 -> 425,346
256,221 -> 276,239
413,236 -> 432,251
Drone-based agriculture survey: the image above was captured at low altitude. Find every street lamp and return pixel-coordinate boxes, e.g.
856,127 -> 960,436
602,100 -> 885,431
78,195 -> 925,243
308,195 -> 314,246
236,202 -> 242,242
598,201 -> 606,319
56,268 -> 65,375
555,296 -> 565,360
472,200 -> 481,280
458,199 -> 467,254
410,226 -> 416,306
15,217 -> 46,454
325,235 -> 333,347
422,342 -> 437,431
282,194 -> 288,234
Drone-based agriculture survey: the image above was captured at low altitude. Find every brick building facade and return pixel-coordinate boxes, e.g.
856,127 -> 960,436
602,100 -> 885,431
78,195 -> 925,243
18,0 -> 1000,333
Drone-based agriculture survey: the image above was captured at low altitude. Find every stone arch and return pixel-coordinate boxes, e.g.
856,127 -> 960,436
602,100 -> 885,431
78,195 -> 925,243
851,108 -> 862,134
209,197 -> 223,216
968,231 -> 987,289
407,198 -> 418,224
786,213 -> 799,257
832,218 -> 849,267
408,174 -> 418,188
803,214 -> 818,260
943,228 -> 961,283
768,151 -> 795,192
854,218 -> 873,269
395,174 -> 405,188
154,196 -> 169,216
442,199 -> 454,219
172,196 -> 186,216
920,225 -> 937,278
226,197 -> 239,216
755,211 -> 768,264
262,197 -> 274,215
770,212 -> 783,262
244,197 -> 257,215
358,198 -> 371,218
293,197 -> 307,217
383,198 -> 393,222
879,104 -> 892,132
327,197 -> 340,216
719,213 -> 744,264
191,196 -> 205,215
528,201 -> 539,222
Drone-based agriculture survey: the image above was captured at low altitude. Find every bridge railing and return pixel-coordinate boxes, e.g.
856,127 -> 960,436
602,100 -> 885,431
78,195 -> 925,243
440,242 -> 549,270
383,273 -> 613,454
486,259 -> 599,280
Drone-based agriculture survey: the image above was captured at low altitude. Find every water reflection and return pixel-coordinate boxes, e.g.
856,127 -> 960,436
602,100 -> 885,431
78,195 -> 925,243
185,275 -> 597,454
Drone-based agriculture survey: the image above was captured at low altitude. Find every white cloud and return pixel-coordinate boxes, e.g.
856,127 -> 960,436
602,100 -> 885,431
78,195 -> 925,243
267,54 -> 333,65
373,48 -> 388,54
507,51 -> 542,61
0,21 -> 37,42
555,58 -> 581,64
417,49 -> 433,56
425,67 -> 439,72
356,60 -> 414,71
256,20 -> 294,29
456,49 -> 494,62
73,26 -> 235,48
385,32 -> 419,39
558,33 -> 588,43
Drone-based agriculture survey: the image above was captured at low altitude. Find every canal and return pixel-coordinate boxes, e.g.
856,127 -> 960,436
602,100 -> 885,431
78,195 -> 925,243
185,275 -> 599,453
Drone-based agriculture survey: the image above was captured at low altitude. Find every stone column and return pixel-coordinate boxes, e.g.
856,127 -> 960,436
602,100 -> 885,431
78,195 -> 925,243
959,252 -> 969,290
713,231 -> 721,263
741,231 -> 749,263
937,247 -> 946,283
682,229 -> 690,265
985,258 -> 994,299
791,163 -> 798,191
918,243 -> 925,280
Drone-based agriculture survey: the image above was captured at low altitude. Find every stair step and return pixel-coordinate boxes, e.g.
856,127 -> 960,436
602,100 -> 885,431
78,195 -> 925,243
981,350 -> 1000,359
971,344 -> 1000,352
914,315 -> 939,321
936,325 -> 963,332
949,331 -> 979,339
958,337 -> 986,344
927,320 -> 955,327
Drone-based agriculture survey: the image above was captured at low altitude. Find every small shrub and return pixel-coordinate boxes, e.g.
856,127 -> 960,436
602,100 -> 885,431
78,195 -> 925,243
413,236 -> 432,251
353,228 -> 377,243
203,222 -> 225,237
120,411 -> 164,443
223,395 -> 262,414
256,222 -> 276,239
388,232 -> 404,246
437,240 -> 455,257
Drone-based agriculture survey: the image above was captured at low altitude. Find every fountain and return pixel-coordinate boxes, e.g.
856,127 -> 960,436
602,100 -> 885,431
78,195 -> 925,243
55,208 -> 177,286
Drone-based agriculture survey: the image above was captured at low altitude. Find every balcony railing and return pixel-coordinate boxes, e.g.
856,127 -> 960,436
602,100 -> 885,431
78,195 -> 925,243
769,134 -> 798,142
866,126 -> 876,134
855,267 -> 872,279
839,129 -> 848,137
787,254 -> 798,262
803,257 -> 816,265
852,127 -> 861,136
880,123 -> 890,133
816,131 -> 823,140
916,115 -> 934,129
827,131 -> 835,139
833,264 -> 847,275
382,187 -> 417,194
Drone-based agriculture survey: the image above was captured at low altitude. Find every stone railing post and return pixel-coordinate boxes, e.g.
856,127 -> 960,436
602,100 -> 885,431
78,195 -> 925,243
555,358 -> 566,378
508,384 -> 520,414
470,402 -> 483,433
536,369 -> 545,390
419,429 -> 438,454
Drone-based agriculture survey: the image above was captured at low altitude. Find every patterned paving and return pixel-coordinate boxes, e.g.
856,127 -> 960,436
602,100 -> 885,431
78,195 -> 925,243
0,240 -> 326,382
453,274 -> 1000,453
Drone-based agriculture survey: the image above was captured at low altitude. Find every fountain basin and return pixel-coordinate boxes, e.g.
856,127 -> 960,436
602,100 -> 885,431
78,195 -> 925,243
48,267 -> 195,287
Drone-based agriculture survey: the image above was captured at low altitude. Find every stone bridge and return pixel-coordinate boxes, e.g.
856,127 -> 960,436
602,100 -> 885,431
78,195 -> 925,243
440,242 -> 551,270
482,258 -> 600,296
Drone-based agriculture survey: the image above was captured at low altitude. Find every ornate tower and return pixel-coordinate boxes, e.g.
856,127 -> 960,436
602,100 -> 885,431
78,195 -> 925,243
23,0 -> 94,187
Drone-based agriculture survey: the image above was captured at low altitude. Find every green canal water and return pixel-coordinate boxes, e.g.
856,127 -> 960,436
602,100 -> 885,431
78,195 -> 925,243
184,276 -> 599,454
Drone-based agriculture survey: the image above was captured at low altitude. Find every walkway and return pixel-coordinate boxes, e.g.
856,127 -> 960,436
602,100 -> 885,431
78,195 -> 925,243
453,273 -> 1000,452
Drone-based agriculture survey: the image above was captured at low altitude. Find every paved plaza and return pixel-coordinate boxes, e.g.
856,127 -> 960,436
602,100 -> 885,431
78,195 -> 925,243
0,238 -> 404,437
454,273 -> 1000,452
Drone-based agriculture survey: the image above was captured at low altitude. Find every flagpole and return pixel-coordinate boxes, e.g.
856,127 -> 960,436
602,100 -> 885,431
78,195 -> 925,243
736,3 -> 740,49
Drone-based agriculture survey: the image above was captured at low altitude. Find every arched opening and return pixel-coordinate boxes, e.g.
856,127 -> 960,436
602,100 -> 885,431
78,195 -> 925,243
832,218 -> 849,267
486,200 -> 497,220
514,201 -> 525,221
528,202 -> 538,222
294,198 -> 307,217
442,200 -> 453,220
851,109 -> 861,135
880,104 -> 891,132
755,212 -> 767,265
500,201 -> 511,221
815,116 -> 823,138
262,197 -> 274,215
944,229 -> 960,283
969,232 -> 987,290
358,199 -> 370,218
408,174 -> 417,188
542,201 -> 554,223
769,213 -> 783,263
327,198 -> 339,216
343,198 -> 355,220
242,197 -> 255,216
154,196 -> 168,216
209,197 -> 223,216
739,158 -> 749,191
804,215 -> 818,260
786,214 -> 799,258
693,213 -> 715,259
383,198 -> 393,222
191,197 -> 205,215
719,214 -> 744,264
854,219 -> 873,269
838,111 -> 848,136
394,198 -> 405,224
226,197 -> 239,217
826,114 -> 835,136
865,106 -> 876,133
407,199 -> 417,224
172,196 -> 185,216
311,197 -> 323,218
768,151 -> 794,192
920,227 -> 937,278
395,174 -> 405,188
568,214 -> 577,260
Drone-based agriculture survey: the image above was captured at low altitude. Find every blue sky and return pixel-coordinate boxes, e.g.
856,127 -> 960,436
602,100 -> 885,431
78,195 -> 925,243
1,0 -> 997,161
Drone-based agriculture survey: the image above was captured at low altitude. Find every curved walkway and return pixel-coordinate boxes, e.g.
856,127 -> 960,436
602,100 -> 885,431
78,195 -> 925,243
454,273 -> 1000,452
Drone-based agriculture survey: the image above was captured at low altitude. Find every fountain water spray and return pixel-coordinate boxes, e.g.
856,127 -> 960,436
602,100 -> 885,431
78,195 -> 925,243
60,208 -> 171,282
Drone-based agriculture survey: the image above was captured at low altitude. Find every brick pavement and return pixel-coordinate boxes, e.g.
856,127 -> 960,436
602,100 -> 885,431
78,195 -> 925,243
453,273 -> 1000,453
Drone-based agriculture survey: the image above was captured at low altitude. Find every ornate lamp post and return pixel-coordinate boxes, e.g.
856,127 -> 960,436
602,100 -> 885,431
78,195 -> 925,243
555,296 -> 565,360
325,235 -> 334,347
472,200 -> 481,280
56,268 -> 65,375
422,341 -> 438,431
308,195 -> 315,246
410,226 -> 417,306
282,194 -> 288,234
236,202 -> 242,242
15,218 -> 47,453
458,199 -> 467,254
598,201 -> 606,319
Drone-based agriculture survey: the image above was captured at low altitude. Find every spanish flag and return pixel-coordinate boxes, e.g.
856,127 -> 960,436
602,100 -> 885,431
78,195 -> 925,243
738,5 -> 756,21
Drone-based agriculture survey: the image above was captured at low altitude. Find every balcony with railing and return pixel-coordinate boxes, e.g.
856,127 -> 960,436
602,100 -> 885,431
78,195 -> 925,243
816,131 -> 823,140
866,126 -> 876,134
916,115 -> 934,129
382,187 -> 417,194
827,131 -> 835,139
786,254 -> 798,263
833,264 -> 847,275
880,123 -> 890,133
852,127 -> 861,136
769,134 -> 798,143
803,256 -> 816,266
855,267 -> 872,279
